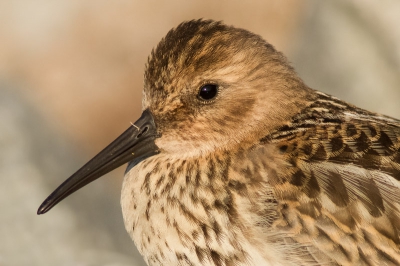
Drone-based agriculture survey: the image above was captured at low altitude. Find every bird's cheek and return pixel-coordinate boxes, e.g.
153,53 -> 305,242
154,133 -> 188,154
153,129 -> 206,156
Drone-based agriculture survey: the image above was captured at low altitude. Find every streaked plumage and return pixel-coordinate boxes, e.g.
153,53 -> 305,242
39,20 -> 400,265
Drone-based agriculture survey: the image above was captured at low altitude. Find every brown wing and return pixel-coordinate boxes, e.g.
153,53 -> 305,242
264,92 -> 400,265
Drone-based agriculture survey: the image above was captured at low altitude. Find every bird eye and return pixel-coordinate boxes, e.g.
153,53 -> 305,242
198,84 -> 218,101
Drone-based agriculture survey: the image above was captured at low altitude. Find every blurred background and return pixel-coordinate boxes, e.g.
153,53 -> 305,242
1,1 -> 399,265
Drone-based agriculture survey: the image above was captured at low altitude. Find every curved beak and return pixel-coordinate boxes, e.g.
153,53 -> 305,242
37,109 -> 159,215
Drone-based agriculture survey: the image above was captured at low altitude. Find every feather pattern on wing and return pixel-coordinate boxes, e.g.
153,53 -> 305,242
262,91 -> 400,265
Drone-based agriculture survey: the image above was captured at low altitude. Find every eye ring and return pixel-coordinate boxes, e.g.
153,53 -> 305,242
198,84 -> 218,101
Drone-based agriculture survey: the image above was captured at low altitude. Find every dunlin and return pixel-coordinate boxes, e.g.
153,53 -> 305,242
38,20 -> 400,265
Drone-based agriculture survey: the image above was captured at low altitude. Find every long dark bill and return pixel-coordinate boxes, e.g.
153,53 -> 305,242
37,109 -> 159,215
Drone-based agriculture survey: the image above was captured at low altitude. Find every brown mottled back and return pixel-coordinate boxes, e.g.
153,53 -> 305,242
260,91 -> 400,265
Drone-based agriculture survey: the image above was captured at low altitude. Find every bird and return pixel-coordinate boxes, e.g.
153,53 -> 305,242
38,19 -> 400,265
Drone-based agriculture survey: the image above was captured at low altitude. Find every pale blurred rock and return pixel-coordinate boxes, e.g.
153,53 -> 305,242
292,0 -> 400,118
0,85 -> 146,265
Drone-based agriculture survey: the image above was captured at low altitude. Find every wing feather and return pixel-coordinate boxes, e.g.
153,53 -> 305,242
263,92 -> 400,265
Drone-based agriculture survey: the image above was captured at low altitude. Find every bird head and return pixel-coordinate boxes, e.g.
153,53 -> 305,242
143,19 -> 310,157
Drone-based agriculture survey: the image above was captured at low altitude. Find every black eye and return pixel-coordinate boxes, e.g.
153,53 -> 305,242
198,84 -> 218,100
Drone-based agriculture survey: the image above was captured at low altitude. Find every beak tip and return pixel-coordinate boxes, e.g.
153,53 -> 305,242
37,201 -> 50,215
